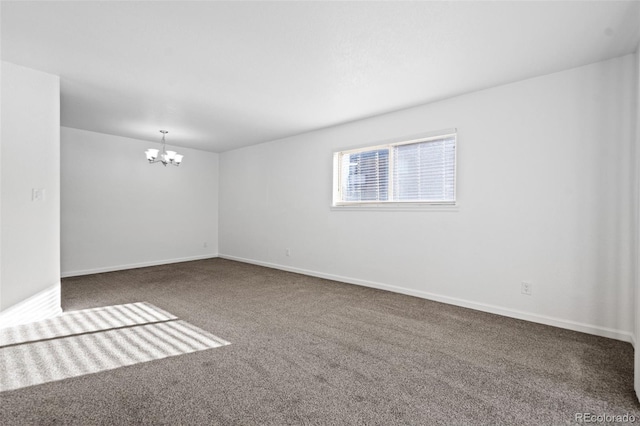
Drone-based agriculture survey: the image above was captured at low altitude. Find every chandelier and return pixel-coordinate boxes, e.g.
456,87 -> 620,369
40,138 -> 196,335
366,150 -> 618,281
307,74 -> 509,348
144,130 -> 184,166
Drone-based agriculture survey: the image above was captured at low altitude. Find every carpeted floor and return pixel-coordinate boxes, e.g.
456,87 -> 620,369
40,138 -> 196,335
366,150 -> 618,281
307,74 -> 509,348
0,258 -> 638,425
0,301 -> 230,392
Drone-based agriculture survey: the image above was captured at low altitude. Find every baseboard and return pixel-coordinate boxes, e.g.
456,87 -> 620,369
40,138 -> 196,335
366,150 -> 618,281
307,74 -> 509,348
219,254 -> 634,343
0,282 -> 62,328
61,254 -> 219,278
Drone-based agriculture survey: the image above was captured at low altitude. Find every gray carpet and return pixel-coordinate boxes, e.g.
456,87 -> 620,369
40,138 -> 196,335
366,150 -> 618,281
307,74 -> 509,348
0,258 -> 638,425
0,305 -> 230,392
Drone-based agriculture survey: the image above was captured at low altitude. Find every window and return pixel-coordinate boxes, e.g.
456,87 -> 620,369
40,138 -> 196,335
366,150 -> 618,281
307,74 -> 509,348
333,131 -> 456,206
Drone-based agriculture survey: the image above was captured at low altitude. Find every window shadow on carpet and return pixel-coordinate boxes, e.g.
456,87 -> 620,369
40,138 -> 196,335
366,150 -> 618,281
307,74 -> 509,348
0,303 -> 230,392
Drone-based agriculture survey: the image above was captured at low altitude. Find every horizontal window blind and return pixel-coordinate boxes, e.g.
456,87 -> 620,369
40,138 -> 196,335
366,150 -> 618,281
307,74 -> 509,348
340,149 -> 389,202
335,132 -> 456,205
392,137 -> 456,202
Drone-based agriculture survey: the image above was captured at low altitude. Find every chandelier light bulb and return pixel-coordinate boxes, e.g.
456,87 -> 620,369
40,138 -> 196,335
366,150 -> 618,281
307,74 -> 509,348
145,149 -> 159,161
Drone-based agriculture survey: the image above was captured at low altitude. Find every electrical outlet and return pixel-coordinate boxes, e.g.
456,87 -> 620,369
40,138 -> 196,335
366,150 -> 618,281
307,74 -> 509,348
521,282 -> 533,296
203,242 -> 208,248
286,248 -> 291,257
32,188 -> 45,202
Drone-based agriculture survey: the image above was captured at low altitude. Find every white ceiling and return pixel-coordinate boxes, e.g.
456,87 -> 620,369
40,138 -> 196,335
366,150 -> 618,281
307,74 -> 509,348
2,1 -> 639,153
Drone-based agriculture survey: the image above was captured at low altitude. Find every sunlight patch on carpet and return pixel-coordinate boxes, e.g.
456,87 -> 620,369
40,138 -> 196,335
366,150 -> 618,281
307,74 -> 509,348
0,302 -> 177,347
0,304 -> 230,392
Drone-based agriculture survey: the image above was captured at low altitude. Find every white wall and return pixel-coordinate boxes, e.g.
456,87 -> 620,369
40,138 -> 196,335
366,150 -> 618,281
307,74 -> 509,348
634,43 -> 640,399
61,127 -> 218,276
0,62 -> 61,324
220,54 -> 636,341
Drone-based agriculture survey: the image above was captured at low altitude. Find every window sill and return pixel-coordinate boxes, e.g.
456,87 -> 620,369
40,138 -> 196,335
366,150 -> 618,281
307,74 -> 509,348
330,203 -> 459,212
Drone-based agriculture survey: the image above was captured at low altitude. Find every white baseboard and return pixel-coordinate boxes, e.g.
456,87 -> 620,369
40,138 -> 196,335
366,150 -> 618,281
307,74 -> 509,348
61,254 -> 219,278
219,254 -> 634,344
0,282 -> 62,328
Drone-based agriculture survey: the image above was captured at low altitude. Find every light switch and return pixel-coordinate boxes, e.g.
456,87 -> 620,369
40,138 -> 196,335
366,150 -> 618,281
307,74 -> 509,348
32,188 -> 45,202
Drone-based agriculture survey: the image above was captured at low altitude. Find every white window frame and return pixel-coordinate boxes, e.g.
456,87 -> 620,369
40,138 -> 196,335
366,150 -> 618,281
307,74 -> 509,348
332,129 -> 457,209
